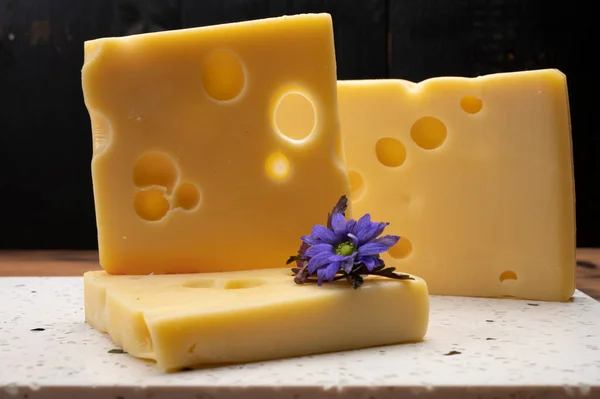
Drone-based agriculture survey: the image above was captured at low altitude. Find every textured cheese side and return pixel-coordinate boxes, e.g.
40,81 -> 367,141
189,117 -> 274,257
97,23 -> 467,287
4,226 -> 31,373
334,69 -> 575,302
84,269 -> 429,371
81,14 -> 350,275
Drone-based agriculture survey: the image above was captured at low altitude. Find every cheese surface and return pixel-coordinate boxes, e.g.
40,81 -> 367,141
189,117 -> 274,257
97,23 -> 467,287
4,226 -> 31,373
334,69 -> 575,302
84,269 -> 429,371
81,14 -> 350,275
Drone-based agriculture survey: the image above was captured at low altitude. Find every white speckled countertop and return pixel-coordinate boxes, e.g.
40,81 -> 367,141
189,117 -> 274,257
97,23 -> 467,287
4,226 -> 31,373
0,277 -> 599,399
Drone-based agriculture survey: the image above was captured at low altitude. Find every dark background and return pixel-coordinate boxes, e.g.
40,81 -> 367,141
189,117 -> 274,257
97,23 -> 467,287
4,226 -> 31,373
0,0 -> 596,249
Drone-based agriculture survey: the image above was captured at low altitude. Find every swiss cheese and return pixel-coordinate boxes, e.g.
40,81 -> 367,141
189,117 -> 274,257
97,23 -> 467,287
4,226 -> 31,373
332,69 -> 575,302
81,14 -> 350,275
84,269 -> 429,371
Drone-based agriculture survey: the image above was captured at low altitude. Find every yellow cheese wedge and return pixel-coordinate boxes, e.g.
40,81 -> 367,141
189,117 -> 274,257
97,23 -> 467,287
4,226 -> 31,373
333,69 -> 575,302
81,14 -> 350,275
84,269 -> 429,371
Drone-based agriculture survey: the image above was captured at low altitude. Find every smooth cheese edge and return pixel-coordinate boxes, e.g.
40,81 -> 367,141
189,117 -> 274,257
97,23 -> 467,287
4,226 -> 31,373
84,269 -> 429,371
81,13 -> 351,275
334,69 -> 575,302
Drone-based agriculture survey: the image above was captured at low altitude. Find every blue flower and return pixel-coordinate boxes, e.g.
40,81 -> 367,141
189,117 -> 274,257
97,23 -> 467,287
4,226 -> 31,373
288,195 -> 411,288
299,212 -> 400,285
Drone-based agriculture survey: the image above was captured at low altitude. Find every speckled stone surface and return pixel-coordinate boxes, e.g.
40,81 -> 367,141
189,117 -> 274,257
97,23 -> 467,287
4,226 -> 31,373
1,277 -> 599,399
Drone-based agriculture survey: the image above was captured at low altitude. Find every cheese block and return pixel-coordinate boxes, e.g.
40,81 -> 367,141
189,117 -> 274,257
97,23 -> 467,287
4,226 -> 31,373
84,269 -> 429,371
334,69 -> 575,302
81,14 -> 350,275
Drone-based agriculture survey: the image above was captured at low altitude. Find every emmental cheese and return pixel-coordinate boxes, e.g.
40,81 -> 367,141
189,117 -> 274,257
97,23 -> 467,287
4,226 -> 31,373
335,69 -> 575,302
84,269 -> 429,371
81,14 -> 350,275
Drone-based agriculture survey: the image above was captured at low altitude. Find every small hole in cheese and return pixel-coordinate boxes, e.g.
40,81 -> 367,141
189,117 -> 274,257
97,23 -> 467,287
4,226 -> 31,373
348,170 -> 366,201
388,237 -> 412,259
224,279 -> 265,289
174,182 -> 201,211
499,270 -> 518,283
134,188 -> 170,222
411,116 -> 447,150
201,49 -> 245,101
133,152 -> 179,194
273,91 -> 316,143
460,96 -> 483,114
375,137 -> 407,167
265,152 -> 290,180
182,280 -> 214,288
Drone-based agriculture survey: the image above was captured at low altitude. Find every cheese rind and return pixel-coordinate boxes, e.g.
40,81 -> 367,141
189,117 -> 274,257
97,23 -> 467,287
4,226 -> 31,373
82,14 -> 350,275
335,69 -> 575,302
84,269 -> 429,371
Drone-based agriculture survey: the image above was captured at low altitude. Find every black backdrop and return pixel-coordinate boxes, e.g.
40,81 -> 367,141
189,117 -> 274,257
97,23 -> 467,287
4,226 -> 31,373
0,0 -> 596,249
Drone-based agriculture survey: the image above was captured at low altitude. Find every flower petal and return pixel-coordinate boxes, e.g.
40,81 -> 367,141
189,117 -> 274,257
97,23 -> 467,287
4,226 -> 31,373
328,254 -> 344,262
360,256 -> 376,269
346,219 -> 357,234
359,255 -> 384,271
301,235 -> 319,245
342,258 -> 355,273
329,253 -> 357,263
356,221 -> 390,245
374,234 -> 400,248
347,233 -> 359,247
316,265 -> 340,285
324,261 -> 341,281
316,268 -> 327,286
354,214 -> 372,235
358,242 -> 390,256
307,252 -> 334,274
311,225 -> 337,244
372,222 -> 390,240
305,243 -> 334,259
331,213 -> 348,235
356,222 -> 379,245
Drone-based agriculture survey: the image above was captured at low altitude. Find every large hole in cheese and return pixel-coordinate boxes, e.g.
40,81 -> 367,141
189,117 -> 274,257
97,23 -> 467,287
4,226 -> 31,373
224,279 -> 265,289
460,95 -> 483,114
173,182 -> 201,211
182,280 -> 215,288
499,270 -> 518,283
410,116 -> 447,150
201,49 -> 245,102
375,137 -> 407,167
388,236 -> 413,259
273,91 -> 316,143
133,151 -> 179,194
134,188 -> 170,222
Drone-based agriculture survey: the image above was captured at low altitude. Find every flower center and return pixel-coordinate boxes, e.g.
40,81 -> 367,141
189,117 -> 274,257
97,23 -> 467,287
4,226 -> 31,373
335,241 -> 356,256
